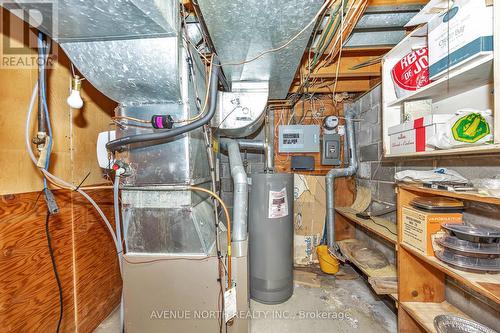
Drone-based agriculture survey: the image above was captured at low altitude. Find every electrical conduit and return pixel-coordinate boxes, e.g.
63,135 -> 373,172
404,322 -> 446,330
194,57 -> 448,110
325,108 -> 358,251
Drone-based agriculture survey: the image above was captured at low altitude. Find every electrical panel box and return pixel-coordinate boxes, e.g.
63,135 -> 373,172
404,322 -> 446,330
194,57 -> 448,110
278,125 -> 320,153
322,133 -> 341,165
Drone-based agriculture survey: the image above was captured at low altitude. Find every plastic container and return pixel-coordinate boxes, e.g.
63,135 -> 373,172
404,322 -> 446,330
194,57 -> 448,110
434,249 -> 500,273
437,235 -> 500,257
316,245 -> 340,275
442,224 -> 500,243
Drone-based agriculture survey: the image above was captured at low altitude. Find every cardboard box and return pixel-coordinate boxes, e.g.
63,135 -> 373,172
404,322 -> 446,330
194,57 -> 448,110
402,206 -> 462,255
403,99 -> 432,122
293,175 -> 326,265
388,114 -> 453,154
428,0 -> 493,80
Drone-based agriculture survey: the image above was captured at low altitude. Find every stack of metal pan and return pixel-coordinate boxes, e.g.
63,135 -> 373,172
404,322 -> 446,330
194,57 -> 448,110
435,224 -> 500,273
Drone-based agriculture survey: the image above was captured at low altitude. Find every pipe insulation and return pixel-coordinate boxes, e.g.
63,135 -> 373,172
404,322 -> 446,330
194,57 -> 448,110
106,56 -> 220,151
325,108 -> 358,250
220,139 -> 249,243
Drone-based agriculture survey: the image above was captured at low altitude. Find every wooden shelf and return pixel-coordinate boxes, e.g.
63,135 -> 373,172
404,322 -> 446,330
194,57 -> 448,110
398,184 -> 500,206
400,301 -> 469,333
387,55 -> 493,108
336,206 -> 397,245
385,143 -> 500,158
400,244 -> 500,304
338,239 -> 397,279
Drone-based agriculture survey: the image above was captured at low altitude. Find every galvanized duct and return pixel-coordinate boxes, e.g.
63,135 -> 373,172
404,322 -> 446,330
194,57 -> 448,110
196,0 -> 323,100
61,38 -> 182,104
2,0 -> 182,105
3,0 -> 178,42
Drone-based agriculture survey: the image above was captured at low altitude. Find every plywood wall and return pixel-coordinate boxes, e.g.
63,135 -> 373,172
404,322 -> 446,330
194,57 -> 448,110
0,8 -> 120,333
0,189 -> 121,333
273,97 -> 348,174
0,8 -> 116,195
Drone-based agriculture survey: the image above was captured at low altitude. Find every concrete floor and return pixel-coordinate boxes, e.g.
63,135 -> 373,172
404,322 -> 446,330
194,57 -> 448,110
94,265 -> 396,333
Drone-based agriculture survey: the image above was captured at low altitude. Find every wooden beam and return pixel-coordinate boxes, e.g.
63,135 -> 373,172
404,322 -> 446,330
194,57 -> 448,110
309,55 -> 381,78
289,78 -> 372,93
368,0 -> 428,5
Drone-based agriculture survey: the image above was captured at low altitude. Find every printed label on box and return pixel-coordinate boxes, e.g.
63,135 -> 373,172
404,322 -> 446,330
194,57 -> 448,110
268,187 -> 288,219
402,208 -> 427,254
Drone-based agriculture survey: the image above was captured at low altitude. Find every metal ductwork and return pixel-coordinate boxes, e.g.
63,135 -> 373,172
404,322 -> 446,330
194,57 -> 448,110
196,0 -> 323,100
213,81 -> 269,137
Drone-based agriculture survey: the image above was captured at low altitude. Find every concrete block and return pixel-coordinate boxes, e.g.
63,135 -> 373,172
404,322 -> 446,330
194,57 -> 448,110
370,125 -> 382,143
356,178 -> 377,198
357,128 -> 371,146
437,155 -> 500,181
370,85 -> 382,106
371,162 -> 396,182
358,161 -> 372,179
359,143 -> 380,162
363,104 -> 379,125
359,93 -> 371,114
396,158 -> 435,172
376,181 -> 396,204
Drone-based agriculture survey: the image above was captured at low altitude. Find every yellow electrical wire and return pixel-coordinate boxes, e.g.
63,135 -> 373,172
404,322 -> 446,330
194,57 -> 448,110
112,115 -> 150,124
174,54 -> 215,124
188,185 -> 232,286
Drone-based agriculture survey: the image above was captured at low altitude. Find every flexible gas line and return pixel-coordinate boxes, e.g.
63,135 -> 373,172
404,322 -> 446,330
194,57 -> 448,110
188,186 -> 232,286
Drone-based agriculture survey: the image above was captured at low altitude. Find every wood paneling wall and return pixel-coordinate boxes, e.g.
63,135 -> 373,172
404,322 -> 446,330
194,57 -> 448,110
0,7 -> 116,195
0,189 -> 121,333
273,98 -> 347,174
0,8 -> 120,332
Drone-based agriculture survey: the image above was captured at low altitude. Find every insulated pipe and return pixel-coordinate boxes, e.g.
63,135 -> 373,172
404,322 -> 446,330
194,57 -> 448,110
326,108 -> 358,250
106,56 -> 220,151
220,139 -> 249,243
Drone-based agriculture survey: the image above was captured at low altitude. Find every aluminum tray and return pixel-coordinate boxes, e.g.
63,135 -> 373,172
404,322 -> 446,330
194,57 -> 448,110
434,315 -> 498,333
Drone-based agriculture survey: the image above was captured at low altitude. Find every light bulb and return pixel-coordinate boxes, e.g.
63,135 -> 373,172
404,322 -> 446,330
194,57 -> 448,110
67,76 -> 84,109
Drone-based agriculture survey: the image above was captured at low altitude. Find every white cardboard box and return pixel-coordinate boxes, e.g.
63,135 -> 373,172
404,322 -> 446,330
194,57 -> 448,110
388,114 -> 453,155
428,0 -> 493,80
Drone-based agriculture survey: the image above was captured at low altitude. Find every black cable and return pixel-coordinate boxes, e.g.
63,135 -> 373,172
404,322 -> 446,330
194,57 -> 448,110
106,55 -> 220,151
369,217 -> 397,236
45,211 -> 63,333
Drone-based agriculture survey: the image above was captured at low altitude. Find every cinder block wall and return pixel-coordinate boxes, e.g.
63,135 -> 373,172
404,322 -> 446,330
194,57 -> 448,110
349,84 -> 500,329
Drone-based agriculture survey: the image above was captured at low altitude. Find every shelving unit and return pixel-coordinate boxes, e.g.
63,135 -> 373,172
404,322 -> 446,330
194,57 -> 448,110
381,4 -> 498,158
400,302 -> 469,333
396,185 -> 500,333
335,206 -> 397,245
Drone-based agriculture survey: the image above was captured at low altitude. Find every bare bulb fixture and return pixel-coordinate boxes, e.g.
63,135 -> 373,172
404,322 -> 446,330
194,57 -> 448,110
67,75 -> 84,109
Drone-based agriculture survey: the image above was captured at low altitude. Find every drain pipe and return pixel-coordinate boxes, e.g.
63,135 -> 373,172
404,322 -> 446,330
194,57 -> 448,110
264,109 -> 275,172
326,108 -> 358,253
220,139 -> 250,245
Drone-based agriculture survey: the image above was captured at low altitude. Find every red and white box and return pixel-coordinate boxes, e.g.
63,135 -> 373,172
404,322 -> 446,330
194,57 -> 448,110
388,115 -> 453,155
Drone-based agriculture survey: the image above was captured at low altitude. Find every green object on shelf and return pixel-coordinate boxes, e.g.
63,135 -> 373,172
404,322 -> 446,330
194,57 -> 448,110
452,113 -> 491,143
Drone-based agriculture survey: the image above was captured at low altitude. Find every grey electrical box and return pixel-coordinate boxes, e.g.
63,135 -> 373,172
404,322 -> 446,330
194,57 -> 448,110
322,133 -> 341,165
278,125 -> 320,153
